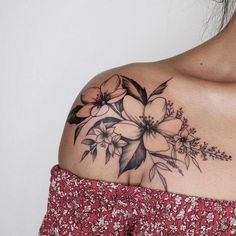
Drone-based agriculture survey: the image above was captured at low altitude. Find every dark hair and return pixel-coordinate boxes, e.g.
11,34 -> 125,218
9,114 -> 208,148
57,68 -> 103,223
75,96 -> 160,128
215,0 -> 236,31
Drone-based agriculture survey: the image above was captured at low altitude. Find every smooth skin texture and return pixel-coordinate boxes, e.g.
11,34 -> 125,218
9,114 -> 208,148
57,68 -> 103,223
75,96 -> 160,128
58,13 -> 236,201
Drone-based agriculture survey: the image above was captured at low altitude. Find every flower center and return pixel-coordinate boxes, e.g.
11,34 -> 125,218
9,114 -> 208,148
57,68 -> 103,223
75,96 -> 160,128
139,115 -> 157,134
180,137 -> 187,143
95,92 -> 110,106
112,141 -> 118,148
102,132 -> 109,138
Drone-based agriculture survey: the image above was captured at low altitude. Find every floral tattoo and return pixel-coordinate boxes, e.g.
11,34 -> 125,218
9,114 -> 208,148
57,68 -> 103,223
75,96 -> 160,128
67,74 -> 232,191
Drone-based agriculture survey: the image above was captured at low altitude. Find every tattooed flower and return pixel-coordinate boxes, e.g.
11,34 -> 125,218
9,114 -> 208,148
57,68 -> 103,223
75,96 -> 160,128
76,75 -> 126,117
174,129 -> 195,150
108,134 -> 128,156
93,122 -> 115,144
113,95 -> 182,152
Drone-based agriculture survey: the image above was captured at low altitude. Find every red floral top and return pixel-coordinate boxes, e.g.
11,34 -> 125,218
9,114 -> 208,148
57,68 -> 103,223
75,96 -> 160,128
39,164 -> 236,235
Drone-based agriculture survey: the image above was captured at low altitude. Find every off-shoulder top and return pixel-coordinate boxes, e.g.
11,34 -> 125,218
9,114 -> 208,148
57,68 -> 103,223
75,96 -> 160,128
39,164 -> 236,235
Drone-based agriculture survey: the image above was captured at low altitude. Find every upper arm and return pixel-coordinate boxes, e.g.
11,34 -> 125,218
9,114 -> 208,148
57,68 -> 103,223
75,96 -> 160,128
58,66 -> 183,185
58,64 -> 233,192
58,67 -> 146,183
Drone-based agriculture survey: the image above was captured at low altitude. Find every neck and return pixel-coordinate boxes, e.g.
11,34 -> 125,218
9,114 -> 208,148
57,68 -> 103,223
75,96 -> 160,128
166,12 -> 236,83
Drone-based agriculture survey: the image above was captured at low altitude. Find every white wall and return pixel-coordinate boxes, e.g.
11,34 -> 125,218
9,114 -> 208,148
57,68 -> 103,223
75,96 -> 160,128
0,0 -> 215,235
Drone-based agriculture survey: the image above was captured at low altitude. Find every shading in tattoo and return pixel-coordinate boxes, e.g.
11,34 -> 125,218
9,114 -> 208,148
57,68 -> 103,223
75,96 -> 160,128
67,74 -> 232,191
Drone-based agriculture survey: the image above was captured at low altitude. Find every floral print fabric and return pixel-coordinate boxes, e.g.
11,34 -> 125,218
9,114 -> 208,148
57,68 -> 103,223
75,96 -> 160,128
39,164 -> 236,235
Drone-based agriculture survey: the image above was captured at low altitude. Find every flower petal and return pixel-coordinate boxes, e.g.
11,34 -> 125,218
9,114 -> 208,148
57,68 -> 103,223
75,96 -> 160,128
97,105 -> 109,116
187,135 -> 195,142
175,140 -> 182,150
158,119 -> 182,136
121,111 -> 130,120
81,87 -> 101,104
143,132 -> 169,152
105,136 -> 112,143
93,128 -> 102,135
91,105 -> 109,116
144,97 -> 166,123
107,127 -> 115,135
112,134 -> 121,143
91,106 -> 100,116
109,144 -> 115,155
113,120 -> 142,140
174,135 -> 181,142
184,142 -> 191,149
117,140 -> 128,147
115,147 -> 122,155
107,89 -> 127,104
76,104 -> 94,117
180,129 -> 189,138
100,74 -> 120,95
99,121 -> 106,132
123,95 -> 144,124
96,134 -> 104,143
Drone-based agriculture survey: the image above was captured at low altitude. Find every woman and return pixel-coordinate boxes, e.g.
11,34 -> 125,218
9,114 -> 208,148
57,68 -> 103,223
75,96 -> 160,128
39,2 -> 236,235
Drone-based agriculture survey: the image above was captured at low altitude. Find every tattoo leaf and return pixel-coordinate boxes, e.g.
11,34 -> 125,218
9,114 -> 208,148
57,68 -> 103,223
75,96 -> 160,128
149,77 -> 172,99
192,157 -> 202,172
91,147 -> 97,162
149,165 -> 156,181
87,117 -> 122,135
81,150 -> 90,161
118,140 -> 146,177
178,169 -> 184,176
67,105 -> 87,125
115,101 -> 124,113
155,162 -> 172,172
74,125 -> 84,144
81,139 -> 96,145
150,152 -> 183,163
105,148 -> 112,164
184,154 -> 190,170
156,169 -> 168,191
121,75 -> 148,104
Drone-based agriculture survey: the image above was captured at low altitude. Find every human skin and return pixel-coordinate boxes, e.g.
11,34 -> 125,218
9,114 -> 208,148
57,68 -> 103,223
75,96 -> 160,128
58,12 -> 236,201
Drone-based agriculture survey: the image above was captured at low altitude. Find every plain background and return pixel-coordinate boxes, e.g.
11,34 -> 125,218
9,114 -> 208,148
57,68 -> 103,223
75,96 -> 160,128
0,0 -> 219,235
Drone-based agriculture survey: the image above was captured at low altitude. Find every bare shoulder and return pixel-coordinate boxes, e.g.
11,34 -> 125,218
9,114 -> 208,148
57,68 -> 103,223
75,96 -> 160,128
58,62 -> 175,184
58,61 -> 236,200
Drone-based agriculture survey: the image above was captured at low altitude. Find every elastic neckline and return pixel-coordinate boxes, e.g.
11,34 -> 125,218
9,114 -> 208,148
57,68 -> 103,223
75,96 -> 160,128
52,164 -> 236,205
